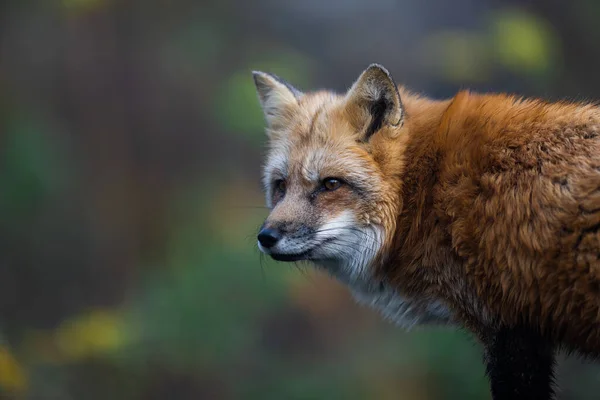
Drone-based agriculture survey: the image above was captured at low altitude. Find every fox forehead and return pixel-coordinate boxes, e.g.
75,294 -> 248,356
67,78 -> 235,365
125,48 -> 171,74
262,102 -> 384,201
265,143 -> 375,185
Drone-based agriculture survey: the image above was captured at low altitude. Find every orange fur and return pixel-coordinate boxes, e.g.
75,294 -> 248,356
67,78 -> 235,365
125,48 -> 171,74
388,90 -> 600,352
254,67 -> 600,356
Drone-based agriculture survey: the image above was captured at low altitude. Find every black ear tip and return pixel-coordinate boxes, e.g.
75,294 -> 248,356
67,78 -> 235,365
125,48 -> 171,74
365,63 -> 393,78
252,70 -> 267,84
366,63 -> 389,73
251,70 -> 288,87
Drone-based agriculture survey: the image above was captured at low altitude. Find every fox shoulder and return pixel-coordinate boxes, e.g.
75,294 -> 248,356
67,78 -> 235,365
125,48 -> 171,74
395,89 -> 600,351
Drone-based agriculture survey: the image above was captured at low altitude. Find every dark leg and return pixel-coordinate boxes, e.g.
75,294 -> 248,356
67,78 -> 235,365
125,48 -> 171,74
483,326 -> 556,400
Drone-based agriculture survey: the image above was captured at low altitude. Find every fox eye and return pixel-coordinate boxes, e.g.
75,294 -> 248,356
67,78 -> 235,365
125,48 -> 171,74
274,179 -> 286,192
322,178 -> 342,191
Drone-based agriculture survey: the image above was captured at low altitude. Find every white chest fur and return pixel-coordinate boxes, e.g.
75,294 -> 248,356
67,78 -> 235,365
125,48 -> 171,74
350,284 -> 453,329
312,220 -> 454,328
320,259 -> 453,329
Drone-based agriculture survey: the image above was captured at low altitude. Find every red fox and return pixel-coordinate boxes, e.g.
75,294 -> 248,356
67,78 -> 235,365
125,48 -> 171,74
252,64 -> 600,400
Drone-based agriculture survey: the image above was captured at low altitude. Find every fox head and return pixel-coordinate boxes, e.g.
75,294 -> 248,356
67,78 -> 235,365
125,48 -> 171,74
253,64 -> 407,286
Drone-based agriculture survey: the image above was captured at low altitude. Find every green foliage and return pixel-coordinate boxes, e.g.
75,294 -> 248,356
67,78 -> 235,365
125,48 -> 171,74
4,1 -> 599,398
0,115 -> 69,224
418,330 -> 491,399
123,183 -> 289,371
420,31 -> 490,83
490,8 -> 560,76
419,7 -> 561,86
161,20 -> 229,78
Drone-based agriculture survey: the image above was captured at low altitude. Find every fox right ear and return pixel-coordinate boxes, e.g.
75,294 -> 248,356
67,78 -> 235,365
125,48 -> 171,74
252,71 -> 302,129
345,64 -> 404,141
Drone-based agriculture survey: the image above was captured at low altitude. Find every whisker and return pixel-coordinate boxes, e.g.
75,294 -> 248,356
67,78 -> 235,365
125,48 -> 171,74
315,226 -> 382,236
259,251 -> 266,283
314,226 -> 382,237
308,232 -> 381,248
311,227 -> 385,248
246,232 -> 258,243
303,236 -> 382,254
293,261 -> 315,283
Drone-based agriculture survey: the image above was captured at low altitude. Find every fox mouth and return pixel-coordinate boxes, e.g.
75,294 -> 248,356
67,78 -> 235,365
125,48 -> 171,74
270,251 -> 311,262
265,238 -> 336,262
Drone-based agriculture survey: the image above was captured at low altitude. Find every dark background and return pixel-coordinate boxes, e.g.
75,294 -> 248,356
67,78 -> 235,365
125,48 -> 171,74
1,0 -> 600,398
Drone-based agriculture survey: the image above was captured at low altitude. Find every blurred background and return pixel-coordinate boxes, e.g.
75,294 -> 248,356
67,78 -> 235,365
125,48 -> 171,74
1,0 -> 600,398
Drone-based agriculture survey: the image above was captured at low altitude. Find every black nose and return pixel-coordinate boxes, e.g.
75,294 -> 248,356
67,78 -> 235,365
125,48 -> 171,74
257,227 -> 281,248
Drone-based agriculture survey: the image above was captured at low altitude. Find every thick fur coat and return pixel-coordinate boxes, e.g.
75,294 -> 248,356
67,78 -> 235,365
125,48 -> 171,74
253,64 -> 600,399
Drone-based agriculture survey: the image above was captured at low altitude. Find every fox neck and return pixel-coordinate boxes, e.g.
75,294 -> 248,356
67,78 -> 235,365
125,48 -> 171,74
377,91 -> 453,269
320,92 -> 456,328
322,91 -> 453,287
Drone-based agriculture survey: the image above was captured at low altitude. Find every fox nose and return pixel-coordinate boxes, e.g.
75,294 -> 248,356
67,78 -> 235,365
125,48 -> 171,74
257,227 -> 281,249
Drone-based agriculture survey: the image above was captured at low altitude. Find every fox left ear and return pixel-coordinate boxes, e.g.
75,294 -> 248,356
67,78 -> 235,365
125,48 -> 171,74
252,71 -> 302,130
345,64 -> 404,141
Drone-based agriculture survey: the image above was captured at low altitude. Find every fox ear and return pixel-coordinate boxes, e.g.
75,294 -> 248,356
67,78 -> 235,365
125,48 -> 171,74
252,71 -> 302,129
345,64 -> 404,141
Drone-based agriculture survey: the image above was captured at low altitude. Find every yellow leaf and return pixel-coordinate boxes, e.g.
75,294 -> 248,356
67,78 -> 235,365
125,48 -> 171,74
0,346 -> 27,393
54,309 -> 125,360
